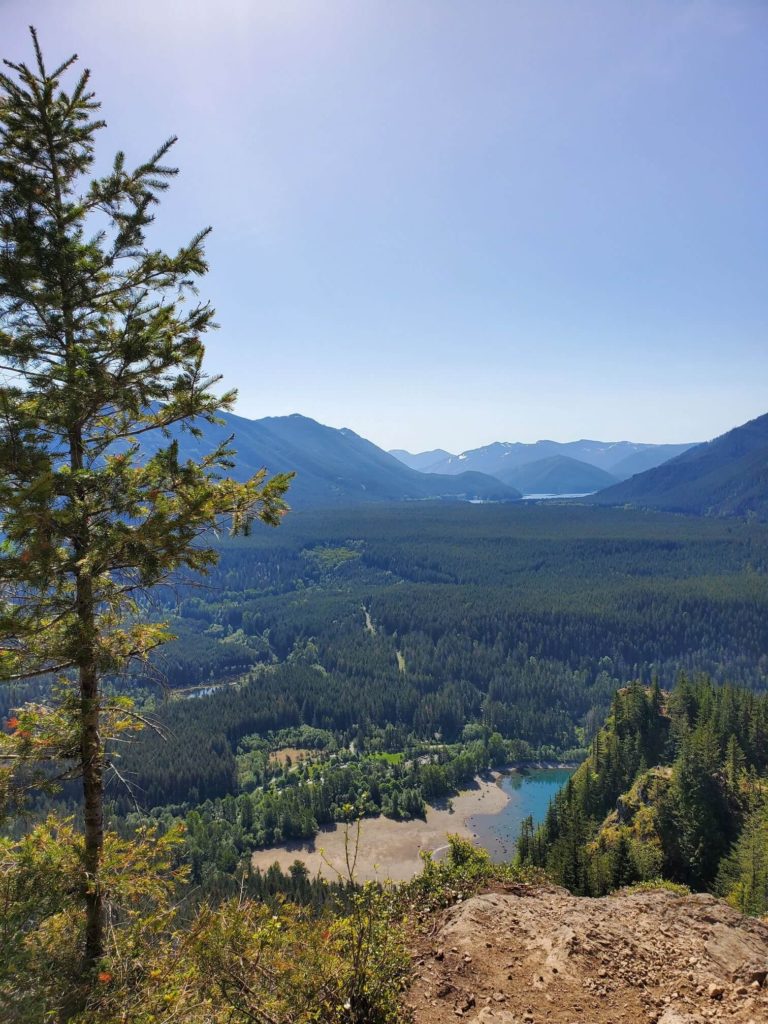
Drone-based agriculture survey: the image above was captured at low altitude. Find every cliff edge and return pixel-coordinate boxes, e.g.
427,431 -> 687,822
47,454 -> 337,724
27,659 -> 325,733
406,885 -> 768,1024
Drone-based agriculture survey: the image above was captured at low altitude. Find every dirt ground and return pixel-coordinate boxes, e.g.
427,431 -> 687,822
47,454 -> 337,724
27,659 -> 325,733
267,747 -> 315,766
406,885 -> 768,1024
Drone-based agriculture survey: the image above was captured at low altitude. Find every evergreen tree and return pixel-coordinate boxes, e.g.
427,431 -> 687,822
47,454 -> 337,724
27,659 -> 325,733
716,802 -> 768,915
0,28 -> 290,989
723,734 -> 746,797
671,725 -> 728,887
610,831 -> 634,889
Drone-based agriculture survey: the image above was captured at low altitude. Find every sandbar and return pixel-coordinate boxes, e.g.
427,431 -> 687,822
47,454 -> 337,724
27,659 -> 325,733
250,774 -> 509,884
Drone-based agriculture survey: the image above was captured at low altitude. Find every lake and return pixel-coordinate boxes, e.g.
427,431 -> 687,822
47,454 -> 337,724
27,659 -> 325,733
520,492 -> 592,500
466,768 -> 574,862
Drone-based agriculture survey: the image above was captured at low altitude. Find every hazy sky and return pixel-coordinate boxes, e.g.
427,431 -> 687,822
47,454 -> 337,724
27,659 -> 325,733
3,1 -> 767,452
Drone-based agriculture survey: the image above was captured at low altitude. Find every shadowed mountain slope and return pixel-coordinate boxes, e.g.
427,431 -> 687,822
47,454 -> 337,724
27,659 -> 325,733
589,412 -> 768,518
152,411 -> 520,509
498,454 -> 618,495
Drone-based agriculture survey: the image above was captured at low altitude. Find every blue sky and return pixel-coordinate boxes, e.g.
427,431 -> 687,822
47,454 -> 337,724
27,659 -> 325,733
4,1 -> 767,452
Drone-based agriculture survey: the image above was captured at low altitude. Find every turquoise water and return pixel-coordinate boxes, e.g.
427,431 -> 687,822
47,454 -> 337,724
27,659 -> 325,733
467,768 -> 574,862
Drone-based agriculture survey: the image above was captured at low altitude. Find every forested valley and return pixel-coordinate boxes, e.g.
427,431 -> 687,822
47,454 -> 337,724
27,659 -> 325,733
7,502 -> 768,899
4,19 -> 768,1022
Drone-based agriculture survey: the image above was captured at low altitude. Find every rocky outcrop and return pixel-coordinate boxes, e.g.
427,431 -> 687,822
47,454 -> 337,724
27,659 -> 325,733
612,766 -> 672,827
407,884 -> 768,1023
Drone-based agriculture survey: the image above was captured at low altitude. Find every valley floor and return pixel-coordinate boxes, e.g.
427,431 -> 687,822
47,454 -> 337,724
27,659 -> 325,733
250,774 -> 509,882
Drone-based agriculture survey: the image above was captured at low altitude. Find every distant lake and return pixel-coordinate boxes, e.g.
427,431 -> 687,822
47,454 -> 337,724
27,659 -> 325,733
521,492 -> 593,500
466,768 -> 574,862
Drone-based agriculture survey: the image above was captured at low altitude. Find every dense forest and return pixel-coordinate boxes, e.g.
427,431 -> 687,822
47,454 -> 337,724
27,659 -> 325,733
518,676 -> 768,913
9,504 -> 767,802
99,503 -> 768,812
8,502 -> 768,901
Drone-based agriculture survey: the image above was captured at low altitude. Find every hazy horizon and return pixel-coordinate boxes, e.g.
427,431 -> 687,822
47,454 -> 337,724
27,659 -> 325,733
4,1 -> 767,451
384,435 -> 700,457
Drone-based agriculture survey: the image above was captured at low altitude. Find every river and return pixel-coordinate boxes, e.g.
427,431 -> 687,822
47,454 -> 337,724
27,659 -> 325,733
467,768 -> 573,862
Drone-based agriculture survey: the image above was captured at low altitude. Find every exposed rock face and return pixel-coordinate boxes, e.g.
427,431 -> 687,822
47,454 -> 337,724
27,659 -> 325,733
406,885 -> 768,1023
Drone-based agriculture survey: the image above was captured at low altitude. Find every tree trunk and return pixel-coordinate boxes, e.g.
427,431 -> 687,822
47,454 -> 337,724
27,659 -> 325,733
39,65 -> 107,974
67,411 -> 104,971
62,570 -> 105,1021
80,653 -> 105,969
70,418 -> 103,972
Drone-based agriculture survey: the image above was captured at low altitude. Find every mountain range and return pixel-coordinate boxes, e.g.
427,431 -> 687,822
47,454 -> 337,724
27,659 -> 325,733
156,407 -> 768,517
391,438 -> 696,480
389,448 -> 453,472
160,411 -> 521,508
390,438 -> 697,494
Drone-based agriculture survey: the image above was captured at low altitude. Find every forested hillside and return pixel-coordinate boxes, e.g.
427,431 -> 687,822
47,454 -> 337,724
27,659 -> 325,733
498,454 -> 618,493
518,677 -> 768,914
40,502 -> 760,823
591,411 -> 768,518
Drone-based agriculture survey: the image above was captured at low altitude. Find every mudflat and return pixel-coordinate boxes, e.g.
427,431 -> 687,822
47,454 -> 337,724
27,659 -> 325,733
250,775 -> 509,883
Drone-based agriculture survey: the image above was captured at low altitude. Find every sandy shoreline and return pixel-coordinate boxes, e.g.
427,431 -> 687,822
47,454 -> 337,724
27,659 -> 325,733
250,774 -> 510,883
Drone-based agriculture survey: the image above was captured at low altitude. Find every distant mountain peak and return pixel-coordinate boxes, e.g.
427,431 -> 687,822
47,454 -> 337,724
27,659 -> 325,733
389,448 -> 455,472
413,438 -> 698,481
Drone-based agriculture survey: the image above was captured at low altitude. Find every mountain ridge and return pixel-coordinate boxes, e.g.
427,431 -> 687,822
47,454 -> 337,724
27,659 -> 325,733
150,410 -> 521,509
389,447 -> 454,471
589,411 -> 768,518
392,439 -> 697,480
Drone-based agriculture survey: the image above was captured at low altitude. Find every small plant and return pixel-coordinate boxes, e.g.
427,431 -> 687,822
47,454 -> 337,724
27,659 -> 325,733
319,814 -> 410,1023
399,834 -> 549,917
623,878 -> 691,896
